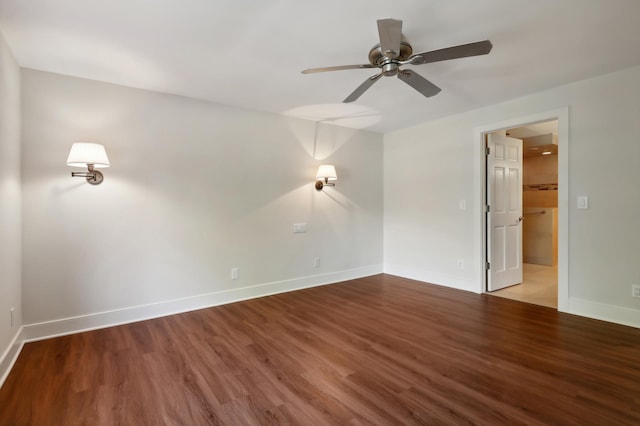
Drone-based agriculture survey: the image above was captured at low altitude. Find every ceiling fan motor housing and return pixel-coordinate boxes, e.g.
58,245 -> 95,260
381,63 -> 398,76
369,41 -> 413,76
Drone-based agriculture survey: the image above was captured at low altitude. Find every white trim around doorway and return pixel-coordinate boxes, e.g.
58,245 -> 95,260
474,107 -> 569,312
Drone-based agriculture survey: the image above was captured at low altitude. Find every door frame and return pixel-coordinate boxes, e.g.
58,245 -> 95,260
475,108 -> 569,312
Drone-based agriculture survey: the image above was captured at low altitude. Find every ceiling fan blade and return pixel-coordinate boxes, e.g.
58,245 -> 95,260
377,19 -> 403,59
397,70 -> 441,98
343,73 -> 383,103
410,40 -> 493,65
301,64 -> 375,74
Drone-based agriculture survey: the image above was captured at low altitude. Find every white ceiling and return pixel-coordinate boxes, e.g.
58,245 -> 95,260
1,0 -> 639,133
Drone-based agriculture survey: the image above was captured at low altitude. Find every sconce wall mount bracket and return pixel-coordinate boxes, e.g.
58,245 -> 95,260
71,164 -> 104,185
315,178 -> 335,191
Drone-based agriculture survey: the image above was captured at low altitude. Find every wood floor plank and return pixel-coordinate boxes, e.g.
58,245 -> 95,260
1,273 -> 640,425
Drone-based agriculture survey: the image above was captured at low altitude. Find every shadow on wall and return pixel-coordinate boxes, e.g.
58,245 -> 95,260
284,103 -> 380,160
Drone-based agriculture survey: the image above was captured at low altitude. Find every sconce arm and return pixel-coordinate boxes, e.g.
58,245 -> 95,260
70,164 -> 104,185
315,177 -> 336,191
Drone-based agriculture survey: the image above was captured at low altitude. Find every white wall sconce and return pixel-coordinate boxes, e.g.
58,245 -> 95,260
67,142 -> 110,185
315,164 -> 337,191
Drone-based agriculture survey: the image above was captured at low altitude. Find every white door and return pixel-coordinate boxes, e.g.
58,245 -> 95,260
487,132 -> 523,291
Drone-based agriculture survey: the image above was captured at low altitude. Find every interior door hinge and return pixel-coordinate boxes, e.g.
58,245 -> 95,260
486,147 -> 490,156
486,205 -> 490,213
486,262 -> 490,270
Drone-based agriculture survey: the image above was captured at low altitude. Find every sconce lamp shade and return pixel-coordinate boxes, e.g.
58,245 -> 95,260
316,164 -> 337,181
67,143 -> 110,168
315,164 -> 337,191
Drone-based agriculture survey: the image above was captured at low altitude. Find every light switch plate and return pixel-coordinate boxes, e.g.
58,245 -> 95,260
577,196 -> 589,209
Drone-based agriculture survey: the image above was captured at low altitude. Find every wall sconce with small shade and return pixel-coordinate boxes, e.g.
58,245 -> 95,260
67,142 -> 110,185
315,165 -> 337,191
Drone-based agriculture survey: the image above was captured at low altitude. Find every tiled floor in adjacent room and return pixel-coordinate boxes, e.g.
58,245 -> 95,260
490,263 -> 558,308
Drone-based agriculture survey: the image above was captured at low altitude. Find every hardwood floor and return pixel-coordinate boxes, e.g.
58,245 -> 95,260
1,274 -> 639,425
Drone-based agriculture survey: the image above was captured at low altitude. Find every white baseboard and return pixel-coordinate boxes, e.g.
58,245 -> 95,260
568,297 -> 640,329
22,265 -> 383,343
383,263 -> 478,293
9,265 -> 637,389
385,264 -> 640,330
0,327 -> 24,389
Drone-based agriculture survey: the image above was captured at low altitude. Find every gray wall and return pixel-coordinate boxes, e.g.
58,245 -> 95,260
20,70 -> 383,327
384,65 -> 640,326
0,32 -> 22,379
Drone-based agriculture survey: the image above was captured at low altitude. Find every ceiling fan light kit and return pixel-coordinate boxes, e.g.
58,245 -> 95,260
302,18 -> 493,103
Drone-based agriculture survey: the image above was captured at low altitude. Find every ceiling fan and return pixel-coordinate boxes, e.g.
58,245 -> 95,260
301,18 -> 493,103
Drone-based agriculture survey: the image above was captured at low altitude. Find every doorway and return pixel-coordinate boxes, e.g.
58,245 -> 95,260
485,120 -> 559,308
